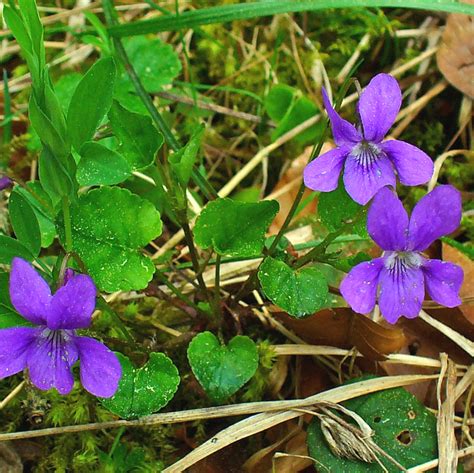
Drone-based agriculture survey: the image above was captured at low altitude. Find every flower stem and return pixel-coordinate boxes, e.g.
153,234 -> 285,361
61,196 -> 73,253
213,254 -> 222,319
155,270 -> 201,312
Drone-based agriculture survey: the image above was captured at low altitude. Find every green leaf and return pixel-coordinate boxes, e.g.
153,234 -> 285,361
38,147 -> 77,205
265,85 -> 323,144
0,272 -> 32,328
187,331 -> 258,403
0,235 -> 34,264
15,183 -> 56,248
101,352 -> 180,419
8,189 -> 41,256
109,1 -> 474,37
57,187 -> 162,292
108,101 -> 164,171
123,36 -> 182,92
77,141 -> 131,186
194,198 -> 279,257
169,125 -> 205,187
18,0 -> 45,69
306,383 -> 438,471
29,94 -> 69,158
318,181 -> 367,236
3,5 -> 41,86
67,57 -> 116,151
258,257 -> 328,318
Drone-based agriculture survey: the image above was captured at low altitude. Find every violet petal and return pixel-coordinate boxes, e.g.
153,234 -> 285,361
9,258 -> 51,325
0,327 -> 37,379
303,147 -> 349,192
378,266 -> 425,324
358,74 -> 401,142
422,259 -> 463,307
48,274 -> 96,330
367,187 -> 408,251
408,185 -> 462,251
322,88 -> 361,146
26,330 -> 78,395
340,258 -> 384,314
382,140 -> 433,186
75,336 -> 121,398
343,153 -> 396,205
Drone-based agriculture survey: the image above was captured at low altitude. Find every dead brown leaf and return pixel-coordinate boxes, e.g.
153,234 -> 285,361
437,2 -> 474,98
442,242 -> 474,323
274,308 -> 407,361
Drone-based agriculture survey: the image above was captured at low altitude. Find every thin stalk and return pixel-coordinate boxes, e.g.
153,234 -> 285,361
61,197 -> 73,253
180,219 -> 209,299
155,270 -> 201,312
213,254 -> 222,318
108,427 -> 125,458
294,209 -> 366,269
97,298 -> 135,344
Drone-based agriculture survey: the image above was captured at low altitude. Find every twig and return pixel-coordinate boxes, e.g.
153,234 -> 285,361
0,382 -> 25,410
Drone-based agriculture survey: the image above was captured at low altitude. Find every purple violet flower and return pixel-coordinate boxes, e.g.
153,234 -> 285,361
0,176 -> 13,191
303,73 -> 434,205
0,258 -> 121,397
340,185 -> 463,324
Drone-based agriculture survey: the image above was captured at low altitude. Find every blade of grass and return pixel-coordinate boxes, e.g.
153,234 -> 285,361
108,0 -> 474,37
2,70 -> 13,146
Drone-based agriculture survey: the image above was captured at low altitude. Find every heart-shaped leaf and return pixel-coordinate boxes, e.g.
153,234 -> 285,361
187,331 -> 258,403
123,36 -> 182,92
57,187 -> 162,292
306,382 -> 438,471
258,257 -> 328,318
101,352 -> 180,419
193,198 -> 279,257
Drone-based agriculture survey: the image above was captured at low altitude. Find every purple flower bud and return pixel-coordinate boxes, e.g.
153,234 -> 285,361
0,176 -> 13,191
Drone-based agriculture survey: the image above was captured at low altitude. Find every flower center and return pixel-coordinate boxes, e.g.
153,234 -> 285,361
383,251 -> 422,273
39,328 -> 74,359
352,141 -> 382,168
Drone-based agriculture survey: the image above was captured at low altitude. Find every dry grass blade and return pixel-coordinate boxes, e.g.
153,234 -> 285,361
436,354 -> 458,472
162,374 -> 437,472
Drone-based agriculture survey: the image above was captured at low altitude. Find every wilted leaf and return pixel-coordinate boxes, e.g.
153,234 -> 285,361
275,308 -> 407,360
437,3 -> 474,98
